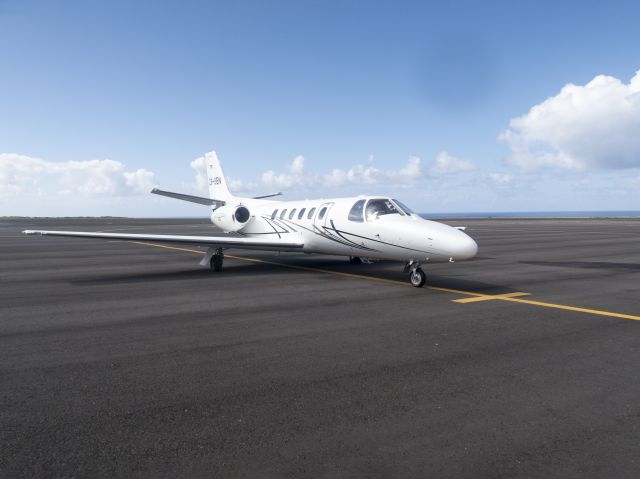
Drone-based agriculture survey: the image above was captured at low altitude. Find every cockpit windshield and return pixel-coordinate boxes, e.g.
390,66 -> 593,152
365,198 -> 402,220
392,199 -> 415,216
348,199 -> 366,222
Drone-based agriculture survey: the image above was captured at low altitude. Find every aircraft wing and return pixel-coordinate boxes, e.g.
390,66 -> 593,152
22,230 -> 303,250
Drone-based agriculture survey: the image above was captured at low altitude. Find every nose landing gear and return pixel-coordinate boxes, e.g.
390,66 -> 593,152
405,261 -> 426,287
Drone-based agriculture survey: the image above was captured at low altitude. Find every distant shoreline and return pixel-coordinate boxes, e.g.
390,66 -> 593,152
3,211 -> 640,220
426,211 -> 640,219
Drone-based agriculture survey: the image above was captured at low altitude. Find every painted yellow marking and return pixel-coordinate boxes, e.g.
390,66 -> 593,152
453,292 -> 531,303
428,286 -> 486,297
131,241 -> 203,255
500,297 -> 640,321
129,241 -> 640,321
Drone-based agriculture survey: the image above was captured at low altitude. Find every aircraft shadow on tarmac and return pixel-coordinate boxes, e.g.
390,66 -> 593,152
420,274 -> 520,295
73,257 -> 515,295
521,260 -> 640,271
72,262 -> 299,285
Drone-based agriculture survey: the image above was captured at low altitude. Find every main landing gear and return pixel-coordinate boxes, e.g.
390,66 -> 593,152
209,248 -> 224,272
405,261 -> 426,288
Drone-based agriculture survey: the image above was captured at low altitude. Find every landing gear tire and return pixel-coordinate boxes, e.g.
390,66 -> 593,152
210,249 -> 224,272
409,267 -> 426,288
349,256 -> 362,264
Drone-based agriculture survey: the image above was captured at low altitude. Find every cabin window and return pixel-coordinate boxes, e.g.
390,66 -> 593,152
307,207 -> 316,219
392,199 -> 414,216
271,209 -> 278,219
289,209 -> 296,220
298,208 -> 306,219
348,199 -> 366,222
365,198 -> 401,221
318,207 -> 327,220
279,209 -> 287,220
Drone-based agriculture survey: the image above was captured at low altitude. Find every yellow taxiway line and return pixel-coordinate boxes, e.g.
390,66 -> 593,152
499,296 -> 640,321
453,292 -> 531,303
130,241 -> 640,322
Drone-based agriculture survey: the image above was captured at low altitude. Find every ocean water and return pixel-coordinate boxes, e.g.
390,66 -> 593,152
423,211 -> 640,219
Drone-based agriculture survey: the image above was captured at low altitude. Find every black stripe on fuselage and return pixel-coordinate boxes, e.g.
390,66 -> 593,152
329,226 -> 436,255
249,214 -> 435,256
278,218 -> 377,252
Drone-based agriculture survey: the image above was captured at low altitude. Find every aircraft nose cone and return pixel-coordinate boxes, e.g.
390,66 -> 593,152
462,235 -> 478,259
452,232 -> 478,260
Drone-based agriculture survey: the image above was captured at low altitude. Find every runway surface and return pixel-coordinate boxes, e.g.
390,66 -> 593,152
2,217 -> 640,478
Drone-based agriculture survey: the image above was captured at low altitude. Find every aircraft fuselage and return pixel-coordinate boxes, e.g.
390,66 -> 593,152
223,195 -> 478,263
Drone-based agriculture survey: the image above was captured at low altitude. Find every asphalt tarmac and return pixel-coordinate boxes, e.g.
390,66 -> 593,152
2,217 -> 639,478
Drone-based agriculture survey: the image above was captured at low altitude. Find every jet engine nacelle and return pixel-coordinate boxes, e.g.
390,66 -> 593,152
210,205 -> 252,233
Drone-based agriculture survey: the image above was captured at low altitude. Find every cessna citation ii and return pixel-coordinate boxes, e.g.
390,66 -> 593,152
23,151 -> 478,287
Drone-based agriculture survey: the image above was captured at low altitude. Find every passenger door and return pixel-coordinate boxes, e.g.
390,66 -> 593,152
313,202 -> 334,230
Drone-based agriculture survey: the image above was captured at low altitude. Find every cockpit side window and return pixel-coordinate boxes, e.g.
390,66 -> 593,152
348,199 -> 366,222
392,199 -> 415,216
365,198 -> 401,221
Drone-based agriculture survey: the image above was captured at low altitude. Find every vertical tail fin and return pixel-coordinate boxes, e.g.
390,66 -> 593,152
205,151 -> 233,201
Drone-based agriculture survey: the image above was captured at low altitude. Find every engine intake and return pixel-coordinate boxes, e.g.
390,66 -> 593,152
234,206 -> 250,224
211,205 -> 253,233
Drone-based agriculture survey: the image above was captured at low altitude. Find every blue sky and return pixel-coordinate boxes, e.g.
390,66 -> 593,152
1,0 -> 640,216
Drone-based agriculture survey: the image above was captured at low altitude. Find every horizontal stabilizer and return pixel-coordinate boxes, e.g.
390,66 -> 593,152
252,192 -> 282,200
151,188 -> 225,208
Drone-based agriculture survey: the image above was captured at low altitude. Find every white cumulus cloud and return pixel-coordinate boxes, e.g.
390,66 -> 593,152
485,172 -> 513,185
430,151 -> 475,174
0,153 -> 155,197
261,155 -> 319,189
289,155 -> 305,174
261,155 -> 423,189
190,155 -> 208,192
500,70 -> 640,171
322,156 -> 422,187
189,152 -> 476,198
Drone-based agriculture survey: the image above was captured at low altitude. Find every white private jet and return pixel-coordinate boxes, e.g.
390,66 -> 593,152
23,151 -> 478,287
